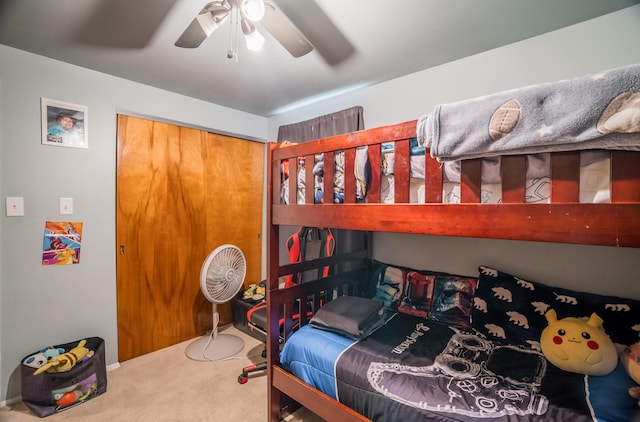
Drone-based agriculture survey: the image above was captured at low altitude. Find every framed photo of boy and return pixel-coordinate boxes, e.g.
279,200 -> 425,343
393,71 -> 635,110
41,98 -> 88,149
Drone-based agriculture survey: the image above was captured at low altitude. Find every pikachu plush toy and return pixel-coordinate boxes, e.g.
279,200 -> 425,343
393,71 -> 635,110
33,340 -> 90,375
540,309 -> 617,376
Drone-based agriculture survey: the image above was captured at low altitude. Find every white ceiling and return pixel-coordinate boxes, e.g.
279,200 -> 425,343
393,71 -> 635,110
1,0 -> 638,117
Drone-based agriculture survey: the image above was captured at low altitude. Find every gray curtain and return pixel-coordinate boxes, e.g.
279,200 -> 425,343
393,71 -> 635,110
276,106 -> 366,269
277,106 -> 364,143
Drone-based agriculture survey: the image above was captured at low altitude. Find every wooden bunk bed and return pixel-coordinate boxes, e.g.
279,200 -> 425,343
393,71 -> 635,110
265,66 -> 640,422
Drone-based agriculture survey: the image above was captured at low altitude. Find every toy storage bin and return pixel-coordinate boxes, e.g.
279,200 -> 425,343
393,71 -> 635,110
20,337 -> 107,417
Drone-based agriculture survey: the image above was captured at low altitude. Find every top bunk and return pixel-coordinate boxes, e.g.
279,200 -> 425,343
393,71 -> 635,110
268,64 -> 640,248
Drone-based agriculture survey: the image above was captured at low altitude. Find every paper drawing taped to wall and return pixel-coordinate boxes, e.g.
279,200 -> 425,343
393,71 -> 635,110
42,222 -> 83,265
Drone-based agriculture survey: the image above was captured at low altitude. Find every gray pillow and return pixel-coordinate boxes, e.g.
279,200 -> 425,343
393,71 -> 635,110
310,296 -> 385,340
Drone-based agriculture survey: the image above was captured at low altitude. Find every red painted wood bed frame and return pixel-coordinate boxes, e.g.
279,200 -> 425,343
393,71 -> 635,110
265,119 -> 640,421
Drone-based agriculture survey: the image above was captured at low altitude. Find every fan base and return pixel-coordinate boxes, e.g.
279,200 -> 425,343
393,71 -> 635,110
185,333 -> 245,361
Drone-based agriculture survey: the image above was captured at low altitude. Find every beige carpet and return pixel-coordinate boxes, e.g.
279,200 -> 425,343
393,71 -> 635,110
0,325 -> 324,422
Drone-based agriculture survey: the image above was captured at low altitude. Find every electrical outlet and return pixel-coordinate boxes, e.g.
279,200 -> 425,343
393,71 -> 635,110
6,196 -> 24,217
60,197 -> 74,215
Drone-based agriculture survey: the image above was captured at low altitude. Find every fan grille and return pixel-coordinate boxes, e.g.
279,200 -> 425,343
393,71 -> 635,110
201,245 -> 246,303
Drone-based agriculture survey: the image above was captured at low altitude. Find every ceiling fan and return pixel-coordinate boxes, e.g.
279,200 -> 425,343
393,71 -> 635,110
175,0 -> 354,65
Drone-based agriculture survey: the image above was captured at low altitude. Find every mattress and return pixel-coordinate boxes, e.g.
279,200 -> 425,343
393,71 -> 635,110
280,313 -> 639,422
280,324 -> 355,399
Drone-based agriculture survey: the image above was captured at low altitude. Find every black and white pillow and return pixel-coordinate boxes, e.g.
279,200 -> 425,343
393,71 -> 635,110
370,261 -> 477,326
371,262 -> 407,314
429,275 -> 478,328
471,265 -> 640,348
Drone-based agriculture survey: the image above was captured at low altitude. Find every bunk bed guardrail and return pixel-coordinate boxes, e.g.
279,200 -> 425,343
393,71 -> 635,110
270,120 -> 640,248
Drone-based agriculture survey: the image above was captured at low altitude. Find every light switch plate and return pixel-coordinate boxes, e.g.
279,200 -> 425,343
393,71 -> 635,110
60,197 -> 73,215
6,196 -> 24,216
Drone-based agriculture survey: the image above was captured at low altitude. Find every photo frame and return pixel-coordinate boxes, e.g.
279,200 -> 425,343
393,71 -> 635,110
41,98 -> 88,149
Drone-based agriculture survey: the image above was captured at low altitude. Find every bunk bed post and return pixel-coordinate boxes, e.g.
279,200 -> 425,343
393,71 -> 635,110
271,144 -> 281,208
266,143 -> 283,422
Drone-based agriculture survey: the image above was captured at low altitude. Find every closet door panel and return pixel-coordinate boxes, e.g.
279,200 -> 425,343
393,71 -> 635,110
116,115 -> 263,361
202,132 -> 264,326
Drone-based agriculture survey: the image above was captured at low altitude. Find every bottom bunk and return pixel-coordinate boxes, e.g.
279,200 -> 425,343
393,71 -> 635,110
266,259 -> 640,422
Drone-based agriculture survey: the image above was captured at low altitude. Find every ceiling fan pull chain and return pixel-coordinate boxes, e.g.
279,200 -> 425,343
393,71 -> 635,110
226,6 -> 236,59
233,8 -> 239,62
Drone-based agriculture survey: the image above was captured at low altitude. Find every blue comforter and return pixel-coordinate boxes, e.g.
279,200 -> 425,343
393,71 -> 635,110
280,313 -> 639,421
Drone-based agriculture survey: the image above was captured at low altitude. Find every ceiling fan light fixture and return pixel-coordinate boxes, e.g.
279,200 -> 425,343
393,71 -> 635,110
240,0 -> 265,22
211,6 -> 231,23
196,8 -> 229,36
241,19 -> 265,52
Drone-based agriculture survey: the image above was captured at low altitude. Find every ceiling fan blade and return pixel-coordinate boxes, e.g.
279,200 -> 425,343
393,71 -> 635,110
261,2 -> 313,58
273,0 -> 355,65
175,2 -> 229,48
75,0 -> 177,48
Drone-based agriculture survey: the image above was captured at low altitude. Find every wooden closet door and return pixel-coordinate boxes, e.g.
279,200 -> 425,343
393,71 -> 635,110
116,115 -> 263,361
203,131 -> 264,290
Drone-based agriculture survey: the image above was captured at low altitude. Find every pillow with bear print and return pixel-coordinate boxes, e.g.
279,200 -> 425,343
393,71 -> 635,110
471,266 -> 640,349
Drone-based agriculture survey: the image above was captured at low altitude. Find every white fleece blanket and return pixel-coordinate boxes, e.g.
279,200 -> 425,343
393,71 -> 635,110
417,64 -> 640,162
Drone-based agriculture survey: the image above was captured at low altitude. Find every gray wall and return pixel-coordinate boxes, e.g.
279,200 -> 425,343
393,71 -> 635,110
268,5 -> 640,300
268,5 -> 640,137
2,4 -> 640,405
0,45 -> 267,402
